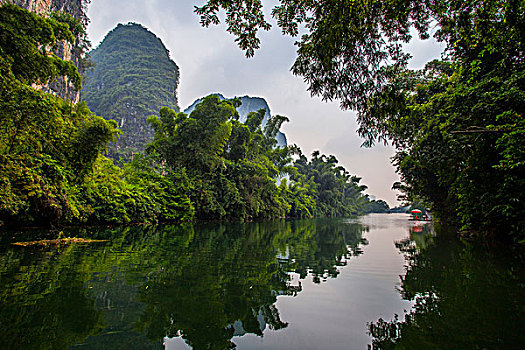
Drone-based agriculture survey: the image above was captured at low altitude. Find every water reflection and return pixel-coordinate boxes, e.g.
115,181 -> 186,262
0,244 -> 105,349
368,223 -> 525,349
0,218 -> 366,349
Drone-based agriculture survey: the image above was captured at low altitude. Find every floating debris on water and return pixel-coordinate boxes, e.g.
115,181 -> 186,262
12,238 -> 108,247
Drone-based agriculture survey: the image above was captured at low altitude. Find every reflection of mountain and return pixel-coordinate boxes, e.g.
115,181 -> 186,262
369,229 -> 525,349
231,311 -> 266,337
0,219 -> 366,349
184,94 -> 287,147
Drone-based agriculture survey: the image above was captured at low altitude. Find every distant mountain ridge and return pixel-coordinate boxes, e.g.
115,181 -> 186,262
82,22 -> 180,160
184,94 -> 287,147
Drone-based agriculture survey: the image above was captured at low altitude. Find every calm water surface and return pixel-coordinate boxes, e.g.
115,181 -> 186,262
0,214 -> 523,349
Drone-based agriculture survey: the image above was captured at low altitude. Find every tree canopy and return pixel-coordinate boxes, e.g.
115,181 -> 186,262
147,94 -> 372,221
195,0 -> 523,120
195,0 -> 525,241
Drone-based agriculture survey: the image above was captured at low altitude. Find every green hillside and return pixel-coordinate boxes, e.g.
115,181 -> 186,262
82,22 -> 179,160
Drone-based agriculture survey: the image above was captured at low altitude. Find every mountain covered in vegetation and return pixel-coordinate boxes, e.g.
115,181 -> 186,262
184,94 -> 287,147
7,0 -> 89,102
82,22 -> 180,160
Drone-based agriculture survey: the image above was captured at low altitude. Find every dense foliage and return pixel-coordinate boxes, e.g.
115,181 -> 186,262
147,94 -> 371,220
288,149 -> 369,217
79,155 -> 194,224
196,0 -> 525,242
365,199 -> 390,214
0,5 -> 193,226
82,22 -> 180,160
0,4 -> 116,225
184,94 -> 288,147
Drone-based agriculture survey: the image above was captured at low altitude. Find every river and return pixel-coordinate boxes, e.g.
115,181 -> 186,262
0,214 -> 523,349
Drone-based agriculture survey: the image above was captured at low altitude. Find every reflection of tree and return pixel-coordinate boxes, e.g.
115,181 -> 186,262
131,219 -> 367,348
0,218 -> 367,349
394,223 -> 435,257
369,230 -> 525,349
133,221 -> 295,349
0,245 -> 105,350
76,225 -> 194,349
0,225 -> 191,350
283,219 -> 367,283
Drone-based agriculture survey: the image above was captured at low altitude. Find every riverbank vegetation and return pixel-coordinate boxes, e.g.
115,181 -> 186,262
0,4 -> 375,228
196,0 -> 525,242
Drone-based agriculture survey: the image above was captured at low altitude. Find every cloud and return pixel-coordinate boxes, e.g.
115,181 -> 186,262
404,27 -> 447,69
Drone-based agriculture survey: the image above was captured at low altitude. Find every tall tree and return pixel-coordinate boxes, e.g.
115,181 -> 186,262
291,149 -> 368,217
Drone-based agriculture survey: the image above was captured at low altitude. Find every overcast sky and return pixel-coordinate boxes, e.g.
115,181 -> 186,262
87,0 -> 444,207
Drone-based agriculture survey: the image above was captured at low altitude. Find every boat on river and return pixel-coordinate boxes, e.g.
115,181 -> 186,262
409,209 -> 432,221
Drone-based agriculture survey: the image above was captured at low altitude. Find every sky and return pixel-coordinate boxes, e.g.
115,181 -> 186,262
86,0 -> 444,207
